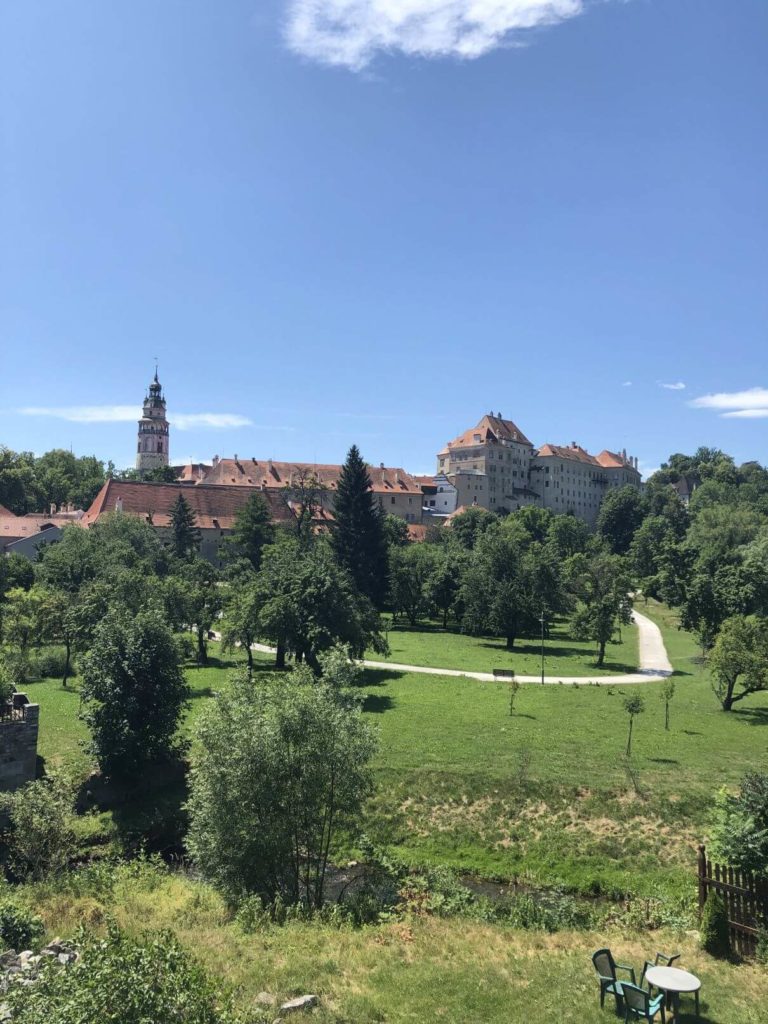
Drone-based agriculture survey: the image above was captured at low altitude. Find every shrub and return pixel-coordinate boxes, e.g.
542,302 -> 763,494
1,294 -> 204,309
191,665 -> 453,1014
3,776 -> 76,880
34,647 -> 76,681
4,924 -> 246,1024
0,899 -> 44,950
700,891 -> 731,957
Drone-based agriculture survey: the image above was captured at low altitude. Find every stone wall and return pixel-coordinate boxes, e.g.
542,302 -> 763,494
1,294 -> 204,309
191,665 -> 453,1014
0,703 -> 39,792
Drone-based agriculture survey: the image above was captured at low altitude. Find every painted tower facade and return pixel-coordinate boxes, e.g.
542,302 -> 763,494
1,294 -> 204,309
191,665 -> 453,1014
136,371 -> 170,473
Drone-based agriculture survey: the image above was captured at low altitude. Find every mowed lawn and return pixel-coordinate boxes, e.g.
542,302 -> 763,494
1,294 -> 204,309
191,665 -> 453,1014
367,617 -> 639,675
27,601 -> 768,892
28,866 -> 768,1024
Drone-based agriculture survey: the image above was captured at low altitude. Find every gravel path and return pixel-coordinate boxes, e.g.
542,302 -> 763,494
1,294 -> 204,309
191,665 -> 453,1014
243,609 -> 673,687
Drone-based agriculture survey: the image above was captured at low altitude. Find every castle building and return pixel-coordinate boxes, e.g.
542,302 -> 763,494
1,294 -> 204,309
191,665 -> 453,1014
438,414 -> 641,527
136,371 -> 170,473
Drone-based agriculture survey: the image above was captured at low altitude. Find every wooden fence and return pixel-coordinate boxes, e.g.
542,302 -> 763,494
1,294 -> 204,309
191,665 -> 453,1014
697,844 -> 768,957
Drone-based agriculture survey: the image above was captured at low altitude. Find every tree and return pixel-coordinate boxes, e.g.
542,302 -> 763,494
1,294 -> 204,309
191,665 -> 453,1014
168,494 -> 201,559
383,513 -> 410,548
221,579 -> 263,673
388,544 -> 439,626
425,545 -> 468,628
709,616 -> 768,711
623,694 -> 645,757
546,514 -> 590,560
711,771 -> 768,875
1,585 -> 55,656
597,486 -> 647,554
256,537 -> 387,672
80,610 -> 189,778
187,668 -> 377,909
164,558 -> 222,666
508,676 -> 520,716
332,445 -> 389,607
660,678 -> 675,731
567,553 -> 633,666
449,506 -> 498,550
461,528 -> 526,650
225,492 -> 275,572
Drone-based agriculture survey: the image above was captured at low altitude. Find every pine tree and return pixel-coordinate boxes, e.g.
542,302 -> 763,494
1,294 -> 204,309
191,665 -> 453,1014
226,493 -> 275,572
168,494 -> 201,559
332,445 -> 389,607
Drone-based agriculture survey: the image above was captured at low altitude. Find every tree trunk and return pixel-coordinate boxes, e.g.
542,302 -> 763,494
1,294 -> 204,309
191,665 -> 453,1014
597,638 -> 606,667
506,634 -> 516,651
626,717 -> 633,757
443,607 -> 448,629
665,702 -> 669,731
196,628 -> 208,666
62,639 -> 71,689
275,639 -> 286,669
246,644 -> 253,673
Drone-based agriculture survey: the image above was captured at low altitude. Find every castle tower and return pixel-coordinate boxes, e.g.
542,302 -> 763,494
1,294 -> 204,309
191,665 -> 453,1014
136,369 -> 170,473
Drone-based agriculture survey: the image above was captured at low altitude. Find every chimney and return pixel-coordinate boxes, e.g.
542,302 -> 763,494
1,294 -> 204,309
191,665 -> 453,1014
212,455 -> 219,466
380,462 -> 384,469
115,497 -> 124,513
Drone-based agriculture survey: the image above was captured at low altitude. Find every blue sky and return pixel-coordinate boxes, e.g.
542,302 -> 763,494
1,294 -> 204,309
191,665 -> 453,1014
1,0 -> 766,476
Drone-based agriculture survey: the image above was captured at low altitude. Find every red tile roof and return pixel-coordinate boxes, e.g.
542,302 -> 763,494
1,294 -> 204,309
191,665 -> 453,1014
446,414 -> 533,451
0,515 -> 64,545
196,459 -> 423,496
537,443 -> 601,466
596,449 -> 637,470
0,503 -> 13,517
82,480 -> 293,530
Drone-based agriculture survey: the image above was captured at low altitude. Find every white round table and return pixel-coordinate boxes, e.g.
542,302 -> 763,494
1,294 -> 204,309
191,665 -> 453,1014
645,965 -> 701,1019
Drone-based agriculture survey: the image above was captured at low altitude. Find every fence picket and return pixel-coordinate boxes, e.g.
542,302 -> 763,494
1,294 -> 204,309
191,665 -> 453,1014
697,846 -> 766,958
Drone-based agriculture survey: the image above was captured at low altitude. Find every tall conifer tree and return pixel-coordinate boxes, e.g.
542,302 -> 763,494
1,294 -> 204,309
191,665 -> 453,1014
332,445 -> 389,607
168,493 -> 201,559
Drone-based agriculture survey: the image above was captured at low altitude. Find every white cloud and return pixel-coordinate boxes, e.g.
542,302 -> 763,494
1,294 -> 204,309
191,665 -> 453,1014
622,381 -> 633,387
689,387 -> 768,412
170,413 -> 253,430
19,406 -> 252,430
721,409 -> 768,419
20,405 -> 141,423
658,382 -> 686,391
285,0 -> 589,70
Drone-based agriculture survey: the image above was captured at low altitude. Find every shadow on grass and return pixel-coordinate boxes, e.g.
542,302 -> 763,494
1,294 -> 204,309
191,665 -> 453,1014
189,686 -> 214,700
363,694 -> 395,714
360,667 -> 406,687
731,706 -> 768,726
77,760 -> 189,858
648,757 -> 680,765
682,729 -> 703,736
511,713 -> 537,721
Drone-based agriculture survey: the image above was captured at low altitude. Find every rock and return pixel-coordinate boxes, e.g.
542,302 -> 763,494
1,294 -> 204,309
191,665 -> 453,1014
0,1001 -> 10,1021
0,953 -> 17,968
279,995 -> 319,1014
256,991 -> 277,1006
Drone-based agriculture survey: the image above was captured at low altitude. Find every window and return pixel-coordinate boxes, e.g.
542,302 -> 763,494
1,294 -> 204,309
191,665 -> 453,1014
391,497 -> 395,504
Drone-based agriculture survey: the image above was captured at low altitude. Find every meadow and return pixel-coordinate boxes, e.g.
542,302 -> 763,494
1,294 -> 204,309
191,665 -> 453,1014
18,862 -> 768,1024
368,615 -> 639,675
26,600 -> 768,897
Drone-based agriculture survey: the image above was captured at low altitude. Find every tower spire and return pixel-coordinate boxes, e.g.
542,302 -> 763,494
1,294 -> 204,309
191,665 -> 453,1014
136,367 -> 170,474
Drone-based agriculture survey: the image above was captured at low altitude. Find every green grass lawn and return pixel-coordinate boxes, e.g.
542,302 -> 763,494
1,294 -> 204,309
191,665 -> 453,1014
368,616 -> 639,675
24,864 -> 768,1024
24,605 -> 768,894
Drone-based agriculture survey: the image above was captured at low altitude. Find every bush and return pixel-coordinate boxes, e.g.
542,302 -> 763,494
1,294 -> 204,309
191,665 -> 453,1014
700,891 -> 731,957
3,776 -> 76,881
4,924 -> 246,1024
34,647 -> 76,681
0,898 -> 44,950
0,649 -> 40,687
756,928 -> 768,965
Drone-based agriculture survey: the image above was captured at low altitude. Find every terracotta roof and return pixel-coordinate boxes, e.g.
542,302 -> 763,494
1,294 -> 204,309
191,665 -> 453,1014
197,459 -> 423,496
446,414 -> 533,451
595,449 -> 637,470
82,480 -> 293,531
173,463 -> 210,482
0,503 -> 13,517
0,515 -> 64,544
407,524 -> 429,542
537,443 -> 602,466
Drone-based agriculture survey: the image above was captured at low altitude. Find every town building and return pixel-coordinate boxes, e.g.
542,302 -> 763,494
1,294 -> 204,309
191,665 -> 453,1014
136,369 -> 170,474
180,457 -> 425,524
82,479 -> 293,568
437,414 -> 641,526
0,506 -> 85,557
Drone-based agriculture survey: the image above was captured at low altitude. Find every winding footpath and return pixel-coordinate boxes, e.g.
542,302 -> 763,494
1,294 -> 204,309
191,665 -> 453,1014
244,609 -> 672,687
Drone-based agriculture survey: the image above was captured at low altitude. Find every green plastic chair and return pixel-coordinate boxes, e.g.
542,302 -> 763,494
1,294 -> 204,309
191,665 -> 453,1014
654,952 -> 680,967
622,982 -> 666,1022
592,948 -> 636,1011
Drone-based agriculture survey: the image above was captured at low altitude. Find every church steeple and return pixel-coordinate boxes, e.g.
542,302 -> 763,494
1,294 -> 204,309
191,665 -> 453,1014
136,366 -> 170,474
